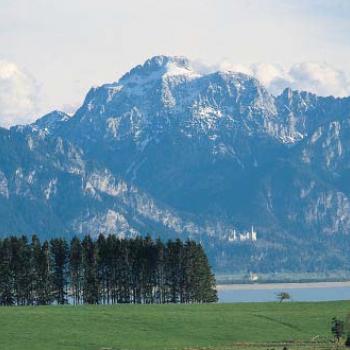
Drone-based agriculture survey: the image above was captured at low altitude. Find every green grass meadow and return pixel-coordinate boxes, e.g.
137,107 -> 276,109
0,301 -> 349,350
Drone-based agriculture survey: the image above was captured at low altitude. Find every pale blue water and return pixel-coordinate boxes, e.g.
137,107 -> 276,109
218,285 -> 350,303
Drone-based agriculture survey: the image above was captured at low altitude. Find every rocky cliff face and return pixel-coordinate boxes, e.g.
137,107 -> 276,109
1,55 -> 350,272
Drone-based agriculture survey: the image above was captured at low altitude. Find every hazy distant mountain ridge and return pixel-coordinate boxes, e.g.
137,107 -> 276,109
2,55 -> 350,273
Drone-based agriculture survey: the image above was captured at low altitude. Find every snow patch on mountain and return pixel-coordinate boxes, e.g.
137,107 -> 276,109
86,170 -> 128,197
0,171 -> 9,198
44,178 -> 57,200
79,209 -> 138,238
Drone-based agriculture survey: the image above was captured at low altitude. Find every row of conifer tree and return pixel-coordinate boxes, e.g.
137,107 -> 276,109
0,234 -> 218,305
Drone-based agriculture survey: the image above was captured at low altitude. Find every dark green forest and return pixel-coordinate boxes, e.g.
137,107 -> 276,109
0,234 -> 217,306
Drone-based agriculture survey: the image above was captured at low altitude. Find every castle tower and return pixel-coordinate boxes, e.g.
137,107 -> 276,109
251,225 -> 257,241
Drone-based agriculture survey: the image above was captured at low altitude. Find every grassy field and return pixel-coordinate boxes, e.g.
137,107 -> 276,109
0,301 -> 349,350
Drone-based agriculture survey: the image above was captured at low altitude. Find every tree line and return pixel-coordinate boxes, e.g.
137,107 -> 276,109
0,234 -> 217,306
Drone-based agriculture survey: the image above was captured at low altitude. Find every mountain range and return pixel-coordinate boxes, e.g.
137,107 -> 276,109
1,55 -> 350,273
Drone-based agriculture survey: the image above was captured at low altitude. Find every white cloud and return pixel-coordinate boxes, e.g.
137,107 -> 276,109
202,60 -> 350,97
287,62 -> 350,97
0,60 -> 39,128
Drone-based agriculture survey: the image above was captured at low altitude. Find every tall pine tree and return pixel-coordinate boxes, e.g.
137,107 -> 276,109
81,235 -> 98,304
50,238 -> 69,304
69,236 -> 82,305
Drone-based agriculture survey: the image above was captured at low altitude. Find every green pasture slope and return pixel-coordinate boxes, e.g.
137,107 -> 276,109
0,301 -> 349,350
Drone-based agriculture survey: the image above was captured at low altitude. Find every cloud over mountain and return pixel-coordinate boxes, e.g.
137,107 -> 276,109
0,60 -> 39,128
194,60 -> 350,98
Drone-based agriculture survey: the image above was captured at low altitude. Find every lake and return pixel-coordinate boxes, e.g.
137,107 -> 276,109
217,281 -> 350,303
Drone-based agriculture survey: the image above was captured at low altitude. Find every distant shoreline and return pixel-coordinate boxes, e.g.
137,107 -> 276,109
217,280 -> 350,290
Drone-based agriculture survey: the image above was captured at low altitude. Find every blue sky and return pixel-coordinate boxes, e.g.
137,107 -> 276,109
0,0 -> 350,127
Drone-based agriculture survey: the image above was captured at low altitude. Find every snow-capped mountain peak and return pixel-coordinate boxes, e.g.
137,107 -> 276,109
117,55 -> 202,91
33,110 -> 70,129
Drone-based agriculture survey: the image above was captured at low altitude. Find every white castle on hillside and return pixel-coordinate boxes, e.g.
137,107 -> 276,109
228,226 -> 257,242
